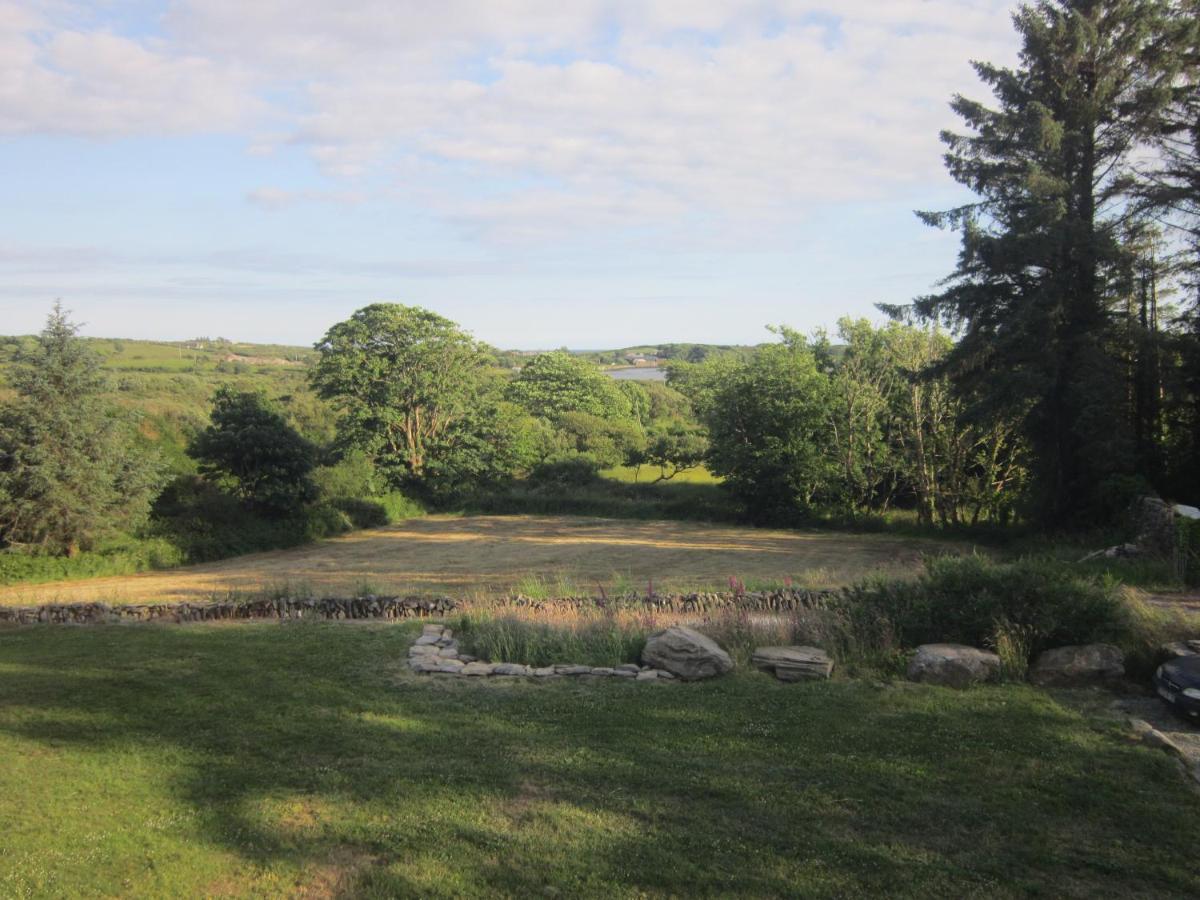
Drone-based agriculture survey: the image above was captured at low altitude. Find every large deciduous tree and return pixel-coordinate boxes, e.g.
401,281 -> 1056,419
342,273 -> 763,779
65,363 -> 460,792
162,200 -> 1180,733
507,351 -> 633,420
311,304 -> 488,487
0,304 -> 164,555
914,0 -> 1188,524
702,333 -> 836,523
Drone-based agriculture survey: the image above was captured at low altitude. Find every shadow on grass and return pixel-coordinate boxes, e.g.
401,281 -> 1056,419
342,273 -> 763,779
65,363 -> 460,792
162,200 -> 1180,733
0,623 -> 1198,897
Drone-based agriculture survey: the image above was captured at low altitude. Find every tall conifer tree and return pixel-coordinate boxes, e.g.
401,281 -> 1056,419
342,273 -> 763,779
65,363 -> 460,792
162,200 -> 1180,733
915,0 -> 1186,523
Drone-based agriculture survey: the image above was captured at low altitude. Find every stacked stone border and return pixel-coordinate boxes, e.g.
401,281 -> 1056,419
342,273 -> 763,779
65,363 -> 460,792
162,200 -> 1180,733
0,587 -> 832,628
0,595 -> 457,626
408,624 -> 678,682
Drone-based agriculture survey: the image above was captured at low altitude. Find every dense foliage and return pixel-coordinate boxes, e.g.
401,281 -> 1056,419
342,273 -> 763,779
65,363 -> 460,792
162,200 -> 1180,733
0,306 -> 165,555
187,387 -> 317,515
911,0 -> 1200,524
312,304 -> 491,486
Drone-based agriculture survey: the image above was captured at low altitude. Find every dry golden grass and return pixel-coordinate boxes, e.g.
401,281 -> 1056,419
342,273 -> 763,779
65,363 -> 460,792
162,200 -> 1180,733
0,514 -> 954,607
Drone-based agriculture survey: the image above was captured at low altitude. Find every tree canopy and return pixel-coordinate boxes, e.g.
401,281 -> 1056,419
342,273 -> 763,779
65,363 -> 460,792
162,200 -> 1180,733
187,387 -> 318,515
912,0 -> 1196,523
0,305 -> 164,555
311,304 -> 489,487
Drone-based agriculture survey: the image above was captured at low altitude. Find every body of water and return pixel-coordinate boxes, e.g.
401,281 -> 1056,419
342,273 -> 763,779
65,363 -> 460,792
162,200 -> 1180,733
606,367 -> 667,382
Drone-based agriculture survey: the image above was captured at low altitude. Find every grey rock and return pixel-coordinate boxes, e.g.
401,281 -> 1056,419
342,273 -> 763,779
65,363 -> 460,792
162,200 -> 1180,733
613,668 -> 637,678
1029,643 -> 1125,687
555,665 -> 593,676
1129,717 -> 1185,757
414,634 -> 441,646
493,663 -> 532,676
641,625 -> 734,681
408,644 -> 440,657
461,662 -> 496,677
533,667 -> 558,677
616,664 -> 640,673
422,623 -> 444,635
635,670 -> 660,681
752,646 -> 835,682
906,644 -> 1000,688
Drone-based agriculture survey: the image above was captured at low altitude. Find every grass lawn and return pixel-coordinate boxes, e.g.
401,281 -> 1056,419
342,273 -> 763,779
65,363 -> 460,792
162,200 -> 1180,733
1,622 -> 1198,898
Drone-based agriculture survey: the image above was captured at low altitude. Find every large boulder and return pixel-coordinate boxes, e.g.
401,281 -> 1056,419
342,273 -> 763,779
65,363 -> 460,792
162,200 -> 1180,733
752,646 -> 833,682
642,626 -> 734,680
907,644 -> 1000,688
1029,643 -> 1125,687
1134,495 -> 1177,555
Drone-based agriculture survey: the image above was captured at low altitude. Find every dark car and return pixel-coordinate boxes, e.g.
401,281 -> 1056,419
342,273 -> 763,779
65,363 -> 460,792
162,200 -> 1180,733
1154,655 -> 1200,719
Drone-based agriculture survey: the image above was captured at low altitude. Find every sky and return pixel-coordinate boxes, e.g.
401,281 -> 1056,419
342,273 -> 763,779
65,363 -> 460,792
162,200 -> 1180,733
0,1 -> 1021,349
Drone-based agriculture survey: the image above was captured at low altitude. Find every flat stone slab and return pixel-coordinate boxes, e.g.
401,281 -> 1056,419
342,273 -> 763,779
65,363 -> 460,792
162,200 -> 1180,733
907,644 -> 1000,688
1029,643 -> 1125,687
492,663 -> 532,677
752,646 -> 834,681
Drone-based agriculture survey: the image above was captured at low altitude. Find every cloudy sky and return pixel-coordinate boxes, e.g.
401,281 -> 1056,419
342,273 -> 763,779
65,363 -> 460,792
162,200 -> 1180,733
0,1 -> 1020,348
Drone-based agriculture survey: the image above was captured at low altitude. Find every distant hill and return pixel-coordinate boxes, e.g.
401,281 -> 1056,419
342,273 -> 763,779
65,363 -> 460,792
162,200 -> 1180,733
0,336 -> 324,472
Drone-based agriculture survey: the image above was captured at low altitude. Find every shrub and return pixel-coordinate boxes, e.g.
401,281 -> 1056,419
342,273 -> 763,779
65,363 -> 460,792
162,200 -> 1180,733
836,555 -> 1128,661
528,454 -> 603,487
0,537 -> 184,586
330,497 -> 390,529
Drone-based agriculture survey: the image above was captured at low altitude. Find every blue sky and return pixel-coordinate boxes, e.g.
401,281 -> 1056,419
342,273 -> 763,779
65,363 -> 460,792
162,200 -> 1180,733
0,1 -> 1019,348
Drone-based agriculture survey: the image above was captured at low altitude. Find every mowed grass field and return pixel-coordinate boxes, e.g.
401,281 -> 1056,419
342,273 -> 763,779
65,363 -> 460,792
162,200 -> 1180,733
1,622 -> 1197,898
0,515 -> 955,606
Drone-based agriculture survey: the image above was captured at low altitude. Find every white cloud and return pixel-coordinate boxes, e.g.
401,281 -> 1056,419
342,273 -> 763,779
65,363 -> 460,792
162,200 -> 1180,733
244,187 -> 368,210
1,1 -> 1021,238
0,1 -> 257,136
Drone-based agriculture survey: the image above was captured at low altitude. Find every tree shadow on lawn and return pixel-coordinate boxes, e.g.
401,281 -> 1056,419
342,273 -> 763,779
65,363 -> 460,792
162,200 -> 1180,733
0,623 -> 1198,897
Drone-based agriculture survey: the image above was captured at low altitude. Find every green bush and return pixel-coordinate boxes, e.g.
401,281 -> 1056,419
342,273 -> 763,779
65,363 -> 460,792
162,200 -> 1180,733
377,491 -> 425,522
330,497 -> 390,529
150,476 -> 352,562
528,454 -> 603,487
0,537 -> 184,586
836,555 -> 1128,660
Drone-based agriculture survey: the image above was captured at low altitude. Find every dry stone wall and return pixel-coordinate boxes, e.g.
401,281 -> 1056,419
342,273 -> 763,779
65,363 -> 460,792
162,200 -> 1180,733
1,587 -> 830,628
0,595 -> 457,626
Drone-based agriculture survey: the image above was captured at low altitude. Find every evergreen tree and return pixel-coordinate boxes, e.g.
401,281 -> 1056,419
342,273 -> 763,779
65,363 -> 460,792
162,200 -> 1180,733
0,304 -> 164,555
914,0 -> 1187,523
188,388 -> 318,516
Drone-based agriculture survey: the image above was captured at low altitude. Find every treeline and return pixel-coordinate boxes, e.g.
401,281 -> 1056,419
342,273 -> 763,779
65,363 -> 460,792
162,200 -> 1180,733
901,0 -> 1200,525
2,0 -> 1199,571
669,321 -> 1025,526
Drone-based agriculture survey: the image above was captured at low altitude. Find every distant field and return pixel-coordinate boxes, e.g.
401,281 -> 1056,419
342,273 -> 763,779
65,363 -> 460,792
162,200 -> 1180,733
0,515 -> 953,606
601,465 -> 721,484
